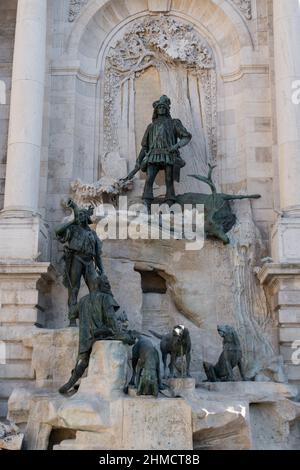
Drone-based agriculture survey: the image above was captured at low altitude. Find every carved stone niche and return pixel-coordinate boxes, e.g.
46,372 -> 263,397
100,15 -> 217,188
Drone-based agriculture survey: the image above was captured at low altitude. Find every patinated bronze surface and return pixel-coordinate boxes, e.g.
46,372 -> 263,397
177,164 -> 261,244
150,325 -> 191,379
129,336 -> 163,397
59,274 -> 136,395
123,95 -> 192,206
203,325 -> 245,382
55,199 -> 104,326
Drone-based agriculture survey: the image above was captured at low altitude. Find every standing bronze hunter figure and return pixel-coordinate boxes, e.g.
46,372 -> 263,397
55,199 -> 104,327
123,95 -> 192,206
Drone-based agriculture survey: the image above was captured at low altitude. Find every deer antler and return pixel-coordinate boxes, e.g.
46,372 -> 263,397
188,164 -> 217,194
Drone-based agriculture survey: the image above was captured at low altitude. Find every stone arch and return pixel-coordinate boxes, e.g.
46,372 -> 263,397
65,0 -> 254,77
55,0 -> 260,190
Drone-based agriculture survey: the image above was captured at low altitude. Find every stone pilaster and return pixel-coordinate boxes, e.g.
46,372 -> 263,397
260,1 -> 300,390
258,264 -> 300,386
272,0 -> 300,262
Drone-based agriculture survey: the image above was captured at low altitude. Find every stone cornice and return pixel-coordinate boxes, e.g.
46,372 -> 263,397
0,262 -> 50,277
257,263 -> 300,286
222,65 -> 269,82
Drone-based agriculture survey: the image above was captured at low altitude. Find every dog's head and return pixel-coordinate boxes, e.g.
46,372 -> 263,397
172,324 -> 185,338
217,325 -> 240,345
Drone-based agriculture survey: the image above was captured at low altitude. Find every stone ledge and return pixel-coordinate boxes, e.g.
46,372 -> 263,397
257,263 -> 300,286
0,262 -> 50,276
198,381 -> 298,403
0,325 -> 39,342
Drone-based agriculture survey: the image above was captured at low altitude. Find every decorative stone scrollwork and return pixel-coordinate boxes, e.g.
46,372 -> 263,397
70,177 -> 133,206
106,16 -> 214,73
103,16 -> 217,170
229,0 -> 252,20
68,0 -> 89,22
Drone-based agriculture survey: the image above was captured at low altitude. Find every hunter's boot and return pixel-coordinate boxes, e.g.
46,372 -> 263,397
59,355 -> 89,394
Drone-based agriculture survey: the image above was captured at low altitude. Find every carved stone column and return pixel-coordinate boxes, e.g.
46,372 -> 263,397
272,0 -> 300,263
258,1 -> 300,386
0,0 -> 50,417
0,0 -> 49,260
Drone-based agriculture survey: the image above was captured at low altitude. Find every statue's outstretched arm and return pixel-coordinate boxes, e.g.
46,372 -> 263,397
55,221 -> 73,239
67,199 -> 80,220
121,147 -> 147,181
55,199 -> 79,239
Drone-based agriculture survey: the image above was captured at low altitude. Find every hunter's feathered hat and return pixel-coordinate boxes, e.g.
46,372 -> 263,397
153,95 -> 171,111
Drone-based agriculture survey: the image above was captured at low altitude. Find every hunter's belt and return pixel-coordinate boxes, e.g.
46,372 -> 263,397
149,148 -> 178,155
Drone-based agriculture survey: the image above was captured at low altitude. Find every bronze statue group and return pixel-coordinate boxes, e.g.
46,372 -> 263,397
57,96 -> 251,396
56,199 -> 195,396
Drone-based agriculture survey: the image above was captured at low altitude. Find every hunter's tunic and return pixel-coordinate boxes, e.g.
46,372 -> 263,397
140,117 -> 191,168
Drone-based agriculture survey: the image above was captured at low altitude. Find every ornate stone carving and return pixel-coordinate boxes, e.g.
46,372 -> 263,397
230,0 -> 252,20
68,0 -> 89,22
70,177 -> 133,206
103,16 -> 217,165
107,16 -> 214,72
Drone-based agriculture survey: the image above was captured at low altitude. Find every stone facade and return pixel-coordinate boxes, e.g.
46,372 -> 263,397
0,0 -> 300,450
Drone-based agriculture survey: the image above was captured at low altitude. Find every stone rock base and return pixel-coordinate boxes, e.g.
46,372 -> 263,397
12,341 -> 192,450
6,338 -> 300,450
52,396 -> 192,450
0,420 -> 23,450
20,392 -> 192,450
199,381 -> 298,402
